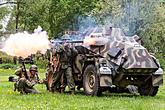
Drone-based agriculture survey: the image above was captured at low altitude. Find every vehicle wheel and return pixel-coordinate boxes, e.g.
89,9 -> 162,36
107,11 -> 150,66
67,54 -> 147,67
139,79 -> 159,96
83,65 -> 101,96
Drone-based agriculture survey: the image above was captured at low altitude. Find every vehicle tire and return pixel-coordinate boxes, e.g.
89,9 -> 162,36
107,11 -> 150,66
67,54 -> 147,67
83,65 -> 101,96
139,79 -> 159,96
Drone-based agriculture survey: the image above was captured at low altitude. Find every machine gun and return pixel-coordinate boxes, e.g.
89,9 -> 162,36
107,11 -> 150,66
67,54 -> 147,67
51,39 -> 83,46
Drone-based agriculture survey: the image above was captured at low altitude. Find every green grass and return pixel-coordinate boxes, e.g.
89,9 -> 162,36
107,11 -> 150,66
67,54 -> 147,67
0,69 -> 165,110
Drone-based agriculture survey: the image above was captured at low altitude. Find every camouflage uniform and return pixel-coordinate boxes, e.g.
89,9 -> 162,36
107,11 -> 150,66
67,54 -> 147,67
51,43 -> 77,93
15,65 -> 40,94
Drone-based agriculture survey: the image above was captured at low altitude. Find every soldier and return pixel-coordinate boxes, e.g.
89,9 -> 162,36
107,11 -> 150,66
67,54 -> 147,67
45,46 -> 61,91
51,43 -> 77,94
15,65 -> 40,94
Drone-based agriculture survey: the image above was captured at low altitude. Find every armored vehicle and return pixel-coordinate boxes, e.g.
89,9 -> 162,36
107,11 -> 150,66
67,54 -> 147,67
49,27 -> 163,96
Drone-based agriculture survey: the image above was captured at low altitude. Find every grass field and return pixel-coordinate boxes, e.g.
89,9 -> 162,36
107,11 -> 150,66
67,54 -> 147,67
0,68 -> 164,110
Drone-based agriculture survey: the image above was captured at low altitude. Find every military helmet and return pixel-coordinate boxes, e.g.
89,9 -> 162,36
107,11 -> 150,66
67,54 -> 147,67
29,65 -> 38,72
55,44 -> 65,53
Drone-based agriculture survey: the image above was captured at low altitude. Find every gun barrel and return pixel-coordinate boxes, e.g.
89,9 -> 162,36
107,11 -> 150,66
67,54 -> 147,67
53,40 -> 83,44
67,40 -> 83,43
21,59 -> 29,80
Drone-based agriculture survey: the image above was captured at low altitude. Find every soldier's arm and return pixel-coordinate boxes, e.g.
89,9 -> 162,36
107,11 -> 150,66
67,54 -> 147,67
15,68 -> 22,76
34,74 -> 45,84
25,80 -> 36,87
37,79 -> 46,84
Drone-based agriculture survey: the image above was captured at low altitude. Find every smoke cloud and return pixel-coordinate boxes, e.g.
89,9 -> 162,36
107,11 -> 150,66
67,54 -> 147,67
1,26 -> 50,58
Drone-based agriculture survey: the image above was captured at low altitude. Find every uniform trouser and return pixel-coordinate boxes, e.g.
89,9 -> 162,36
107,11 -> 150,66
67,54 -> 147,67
17,78 -> 38,94
52,67 -> 75,91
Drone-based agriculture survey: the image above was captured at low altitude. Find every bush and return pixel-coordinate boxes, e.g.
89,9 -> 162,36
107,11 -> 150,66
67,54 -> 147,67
158,58 -> 165,70
33,57 -> 48,69
155,53 -> 165,69
0,63 -> 18,69
0,52 -> 13,64
0,51 -> 48,69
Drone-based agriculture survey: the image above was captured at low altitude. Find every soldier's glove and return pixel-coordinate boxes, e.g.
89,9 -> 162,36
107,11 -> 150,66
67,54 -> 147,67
38,79 -> 45,84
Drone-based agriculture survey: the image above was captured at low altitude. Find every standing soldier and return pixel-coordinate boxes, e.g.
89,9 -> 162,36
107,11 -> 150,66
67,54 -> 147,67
51,42 -> 77,94
15,65 -> 40,94
46,47 -> 61,92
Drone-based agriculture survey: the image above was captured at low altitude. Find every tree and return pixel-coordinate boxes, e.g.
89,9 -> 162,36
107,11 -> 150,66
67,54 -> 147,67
5,0 -> 98,37
0,7 -> 9,20
48,0 -> 98,37
93,0 -> 157,36
6,0 -> 51,33
0,6 -> 10,35
140,2 -> 165,55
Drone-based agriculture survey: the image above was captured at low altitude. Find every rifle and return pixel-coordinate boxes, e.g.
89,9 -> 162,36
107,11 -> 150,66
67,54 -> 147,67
21,58 -> 30,81
36,73 -> 40,82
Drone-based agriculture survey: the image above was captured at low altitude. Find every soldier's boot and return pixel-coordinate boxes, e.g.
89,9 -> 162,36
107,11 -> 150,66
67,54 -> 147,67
77,85 -> 82,91
70,88 -> 75,95
45,82 -> 49,91
51,86 -> 61,93
19,88 -> 26,94
60,87 -> 65,93
51,86 -> 60,93
14,83 -> 17,91
50,88 -> 54,93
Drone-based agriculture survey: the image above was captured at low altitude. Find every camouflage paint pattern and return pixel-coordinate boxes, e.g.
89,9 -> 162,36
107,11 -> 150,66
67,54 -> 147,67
85,28 -> 159,73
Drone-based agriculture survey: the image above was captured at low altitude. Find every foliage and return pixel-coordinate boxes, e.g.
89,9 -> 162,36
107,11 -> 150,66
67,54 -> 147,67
19,0 -> 51,32
93,0 -> 157,36
0,6 -> 10,33
159,58 -> 165,69
48,0 -> 98,37
92,0 -> 121,24
138,3 -> 165,69
33,57 -> 48,69
0,24 -> 3,30
6,0 -> 51,33
0,63 -> 17,69
140,3 -> 165,54
0,51 -> 48,69
0,7 -> 9,20
5,0 -> 98,37
0,51 -> 13,63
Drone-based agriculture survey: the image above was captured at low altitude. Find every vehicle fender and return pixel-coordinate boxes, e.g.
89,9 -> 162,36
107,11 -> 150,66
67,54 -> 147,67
152,68 -> 163,86
99,66 -> 112,87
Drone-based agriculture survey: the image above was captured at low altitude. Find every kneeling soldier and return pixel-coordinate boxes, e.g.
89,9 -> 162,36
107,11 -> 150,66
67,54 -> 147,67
15,65 -> 40,94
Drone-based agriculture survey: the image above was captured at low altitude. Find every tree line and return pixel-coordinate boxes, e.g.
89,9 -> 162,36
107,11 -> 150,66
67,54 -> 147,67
0,0 -> 165,60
